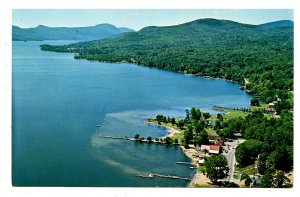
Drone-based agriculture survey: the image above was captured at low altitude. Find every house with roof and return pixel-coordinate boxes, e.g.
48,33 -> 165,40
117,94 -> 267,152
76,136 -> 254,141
264,107 -> 275,113
200,144 -> 222,155
209,145 -> 221,154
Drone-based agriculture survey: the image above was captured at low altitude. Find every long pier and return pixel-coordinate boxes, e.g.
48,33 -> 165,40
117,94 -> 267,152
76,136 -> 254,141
97,135 -> 132,140
96,135 -> 180,145
136,173 -> 191,181
176,161 -> 193,165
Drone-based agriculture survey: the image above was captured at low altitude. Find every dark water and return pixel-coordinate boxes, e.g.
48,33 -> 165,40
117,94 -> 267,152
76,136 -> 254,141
12,41 -> 252,187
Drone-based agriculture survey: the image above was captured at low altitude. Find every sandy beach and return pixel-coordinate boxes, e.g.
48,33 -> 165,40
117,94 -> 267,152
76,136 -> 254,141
188,172 -> 211,187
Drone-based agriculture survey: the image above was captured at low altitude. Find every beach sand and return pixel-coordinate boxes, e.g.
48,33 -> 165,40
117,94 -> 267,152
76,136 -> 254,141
188,172 -> 211,187
165,127 -> 180,137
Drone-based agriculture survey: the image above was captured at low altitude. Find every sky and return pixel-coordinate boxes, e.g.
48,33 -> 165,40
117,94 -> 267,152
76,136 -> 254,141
12,9 -> 293,31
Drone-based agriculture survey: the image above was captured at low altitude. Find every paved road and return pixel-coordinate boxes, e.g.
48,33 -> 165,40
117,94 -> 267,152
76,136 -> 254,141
222,141 -> 239,182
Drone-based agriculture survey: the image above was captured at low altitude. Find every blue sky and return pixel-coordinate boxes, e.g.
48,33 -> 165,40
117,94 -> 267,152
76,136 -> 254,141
13,9 -> 293,31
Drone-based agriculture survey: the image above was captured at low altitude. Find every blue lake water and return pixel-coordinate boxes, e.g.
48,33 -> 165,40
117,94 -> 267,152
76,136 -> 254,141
12,41 -> 252,187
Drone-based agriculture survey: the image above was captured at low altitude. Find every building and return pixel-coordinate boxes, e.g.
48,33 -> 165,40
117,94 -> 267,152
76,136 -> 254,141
200,145 -> 210,152
209,145 -> 221,154
208,135 -> 225,145
200,144 -> 221,154
264,107 -> 275,112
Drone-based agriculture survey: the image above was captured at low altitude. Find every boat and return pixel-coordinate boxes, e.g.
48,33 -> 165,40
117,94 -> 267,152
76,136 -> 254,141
96,125 -> 101,127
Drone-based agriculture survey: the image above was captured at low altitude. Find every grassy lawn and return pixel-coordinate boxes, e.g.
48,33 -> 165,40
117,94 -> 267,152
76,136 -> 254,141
194,184 -> 214,188
250,103 -> 269,111
146,118 -> 182,131
223,110 -> 249,120
198,165 -> 207,174
170,132 -> 184,142
235,164 -> 257,176
205,127 -> 217,135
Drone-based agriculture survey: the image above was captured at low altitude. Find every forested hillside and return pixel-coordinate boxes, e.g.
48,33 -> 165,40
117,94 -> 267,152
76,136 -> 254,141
41,19 -> 293,111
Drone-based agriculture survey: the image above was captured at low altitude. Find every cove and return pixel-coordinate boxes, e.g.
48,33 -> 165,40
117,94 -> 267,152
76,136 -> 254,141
12,41 -> 252,187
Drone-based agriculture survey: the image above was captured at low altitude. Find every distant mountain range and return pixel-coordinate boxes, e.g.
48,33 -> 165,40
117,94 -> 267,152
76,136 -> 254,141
12,24 -> 134,41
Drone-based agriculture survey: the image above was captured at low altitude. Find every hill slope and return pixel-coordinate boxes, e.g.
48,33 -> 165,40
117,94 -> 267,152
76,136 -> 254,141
12,24 -> 134,41
41,19 -> 294,110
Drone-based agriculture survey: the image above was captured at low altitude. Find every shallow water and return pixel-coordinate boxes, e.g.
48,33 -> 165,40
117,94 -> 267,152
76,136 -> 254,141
12,41 -> 252,186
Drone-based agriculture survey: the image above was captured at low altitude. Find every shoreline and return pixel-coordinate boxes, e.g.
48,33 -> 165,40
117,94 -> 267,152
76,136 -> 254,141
146,121 -> 180,138
147,120 -> 211,187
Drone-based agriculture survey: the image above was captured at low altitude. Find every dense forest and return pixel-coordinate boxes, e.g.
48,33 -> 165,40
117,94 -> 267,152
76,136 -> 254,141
41,18 -> 294,112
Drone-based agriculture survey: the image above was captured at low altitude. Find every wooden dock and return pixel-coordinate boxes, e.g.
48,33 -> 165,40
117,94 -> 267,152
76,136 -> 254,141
136,173 -> 191,181
96,135 -> 180,145
176,161 -> 193,165
97,135 -> 132,140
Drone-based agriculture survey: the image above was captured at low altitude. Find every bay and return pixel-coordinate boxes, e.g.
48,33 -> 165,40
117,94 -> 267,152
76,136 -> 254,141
12,41 -> 252,187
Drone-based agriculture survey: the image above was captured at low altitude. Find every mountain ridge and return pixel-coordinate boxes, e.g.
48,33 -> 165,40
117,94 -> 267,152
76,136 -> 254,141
12,24 -> 134,41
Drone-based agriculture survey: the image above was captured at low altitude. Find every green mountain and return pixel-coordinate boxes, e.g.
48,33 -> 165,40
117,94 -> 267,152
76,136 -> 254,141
259,20 -> 294,29
41,18 -> 294,110
12,24 -> 134,41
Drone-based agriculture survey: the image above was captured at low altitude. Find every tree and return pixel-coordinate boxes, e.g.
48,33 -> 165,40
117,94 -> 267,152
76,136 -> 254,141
205,155 -> 229,184
164,137 -> 172,145
185,109 -> 191,123
203,112 -> 211,119
147,136 -> 152,142
174,139 -> 179,144
220,126 -> 234,138
260,167 -> 274,188
156,114 -> 164,121
167,116 -> 171,123
177,119 -> 185,129
184,125 -> 193,145
191,107 -> 201,121
273,170 -> 290,188
216,113 -> 223,121
236,139 -> 264,167
214,119 -> 221,130
171,117 -> 176,125
194,130 -> 208,145
240,173 -> 252,187
251,98 -> 260,106
134,134 -> 140,140
192,120 -> 203,135
257,153 -> 268,175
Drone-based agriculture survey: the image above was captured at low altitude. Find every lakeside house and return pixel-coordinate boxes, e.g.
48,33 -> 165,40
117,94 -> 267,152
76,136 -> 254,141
200,144 -> 222,155
209,145 -> 221,154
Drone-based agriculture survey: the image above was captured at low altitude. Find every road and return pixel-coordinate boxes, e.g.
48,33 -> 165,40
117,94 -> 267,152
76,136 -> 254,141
222,140 -> 239,182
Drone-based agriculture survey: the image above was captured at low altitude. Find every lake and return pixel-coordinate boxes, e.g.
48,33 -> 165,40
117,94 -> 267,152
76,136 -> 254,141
12,41 -> 252,187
